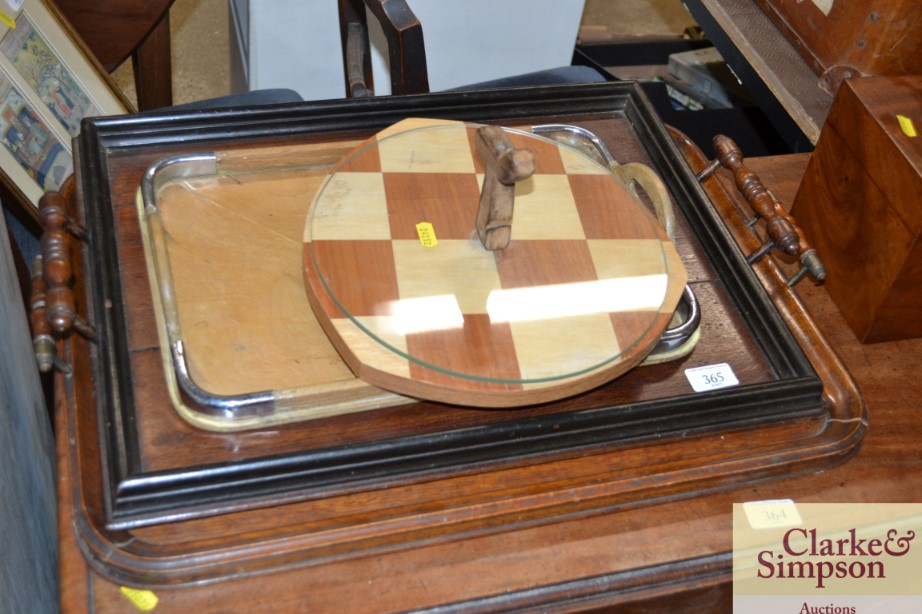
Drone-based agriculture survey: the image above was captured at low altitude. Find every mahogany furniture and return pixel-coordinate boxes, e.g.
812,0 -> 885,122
45,83 -> 922,612
52,0 -> 174,110
753,0 -> 922,93
792,76 -> 922,343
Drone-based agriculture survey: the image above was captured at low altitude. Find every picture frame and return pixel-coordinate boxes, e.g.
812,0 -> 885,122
0,0 -> 129,219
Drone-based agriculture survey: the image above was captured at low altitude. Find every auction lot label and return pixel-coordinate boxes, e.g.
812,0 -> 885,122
734,503 -> 922,613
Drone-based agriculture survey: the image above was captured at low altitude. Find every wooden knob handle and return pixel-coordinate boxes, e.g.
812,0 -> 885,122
475,126 -> 535,251
39,192 -> 68,231
39,189 -> 87,240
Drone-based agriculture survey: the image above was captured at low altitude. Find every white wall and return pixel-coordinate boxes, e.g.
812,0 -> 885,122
368,0 -> 586,94
230,0 -> 586,100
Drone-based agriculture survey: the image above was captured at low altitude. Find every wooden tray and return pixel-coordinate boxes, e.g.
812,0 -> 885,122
58,83 -> 863,585
138,141 -> 411,430
140,117 -> 694,423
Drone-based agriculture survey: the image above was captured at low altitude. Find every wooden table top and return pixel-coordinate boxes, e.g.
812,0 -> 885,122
57,151 -> 922,613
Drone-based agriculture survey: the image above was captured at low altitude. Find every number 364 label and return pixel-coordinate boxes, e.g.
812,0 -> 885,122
684,363 -> 739,392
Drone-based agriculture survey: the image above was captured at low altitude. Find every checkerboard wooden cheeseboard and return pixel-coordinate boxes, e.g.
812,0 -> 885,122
302,118 -> 687,406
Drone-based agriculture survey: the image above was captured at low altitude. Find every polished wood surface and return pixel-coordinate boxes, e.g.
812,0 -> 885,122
338,0 -> 429,97
50,99 -> 862,607
698,134 -> 824,285
754,0 -> 922,89
792,76 -> 922,343
42,84 -> 867,611
144,139 -> 409,429
57,90 -> 845,555
53,0 -> 174,109
55,146 -> 922,613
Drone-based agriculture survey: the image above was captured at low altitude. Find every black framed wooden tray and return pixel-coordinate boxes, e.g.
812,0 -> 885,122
137,117 -> 700,427
54,82 -> 864,586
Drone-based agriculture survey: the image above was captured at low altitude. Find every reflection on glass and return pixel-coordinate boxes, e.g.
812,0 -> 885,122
486,274 -> 668,323
383,294 -> 465,335
305,121 -> 677,385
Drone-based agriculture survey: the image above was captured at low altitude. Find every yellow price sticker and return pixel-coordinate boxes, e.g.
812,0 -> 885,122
415,222 -> 438,248
897,114 -> 918,138
119,587 -> 159,611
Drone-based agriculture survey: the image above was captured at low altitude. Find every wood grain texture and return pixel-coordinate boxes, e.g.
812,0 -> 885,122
52,0 -> 173,110
55,115 -> 848,584
76,113 -> 786,475
155,171 -> 395,398
52,144 -> 910,614
474,125 -> 535,250
753,0 -> 922,86
130,11 -> 173,111
52,0 -> 172,71
303,119 -> 687,406
49,85 -> 863,606
123,139 -> 412,430
791,76 -> 922,342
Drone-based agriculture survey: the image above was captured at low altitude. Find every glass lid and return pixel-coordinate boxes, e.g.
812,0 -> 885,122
302,118 -> 686,407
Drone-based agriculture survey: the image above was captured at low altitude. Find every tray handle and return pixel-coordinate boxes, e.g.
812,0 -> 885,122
29,182 -> 96,373
696,135 -> 825,286
610,161 -> 676,243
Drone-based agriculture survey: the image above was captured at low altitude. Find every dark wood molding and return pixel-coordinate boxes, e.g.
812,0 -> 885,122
56,83 -> 863,591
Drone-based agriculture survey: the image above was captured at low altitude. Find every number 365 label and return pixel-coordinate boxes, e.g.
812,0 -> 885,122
684,363 -> 739,392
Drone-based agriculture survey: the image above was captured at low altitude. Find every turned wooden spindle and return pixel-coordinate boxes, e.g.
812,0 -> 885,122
701,135 -> 825,284
29,256 -> 55,373
712,135 -> 801,256
37,188 -> 96,340
474,126 -> 535,251
41,226 -> 76,334
39,190 -> 88,241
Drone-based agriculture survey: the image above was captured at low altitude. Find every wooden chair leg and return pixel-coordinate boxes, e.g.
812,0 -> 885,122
132,12 -> 174,110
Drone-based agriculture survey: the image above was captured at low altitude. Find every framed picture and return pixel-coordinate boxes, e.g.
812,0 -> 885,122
0,0 -> 129,217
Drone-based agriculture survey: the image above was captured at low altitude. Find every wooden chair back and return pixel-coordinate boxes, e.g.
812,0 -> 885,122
338,0 -> 429,97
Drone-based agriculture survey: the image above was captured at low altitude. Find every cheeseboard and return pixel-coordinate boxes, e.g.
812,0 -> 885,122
300,118 -> 687,407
